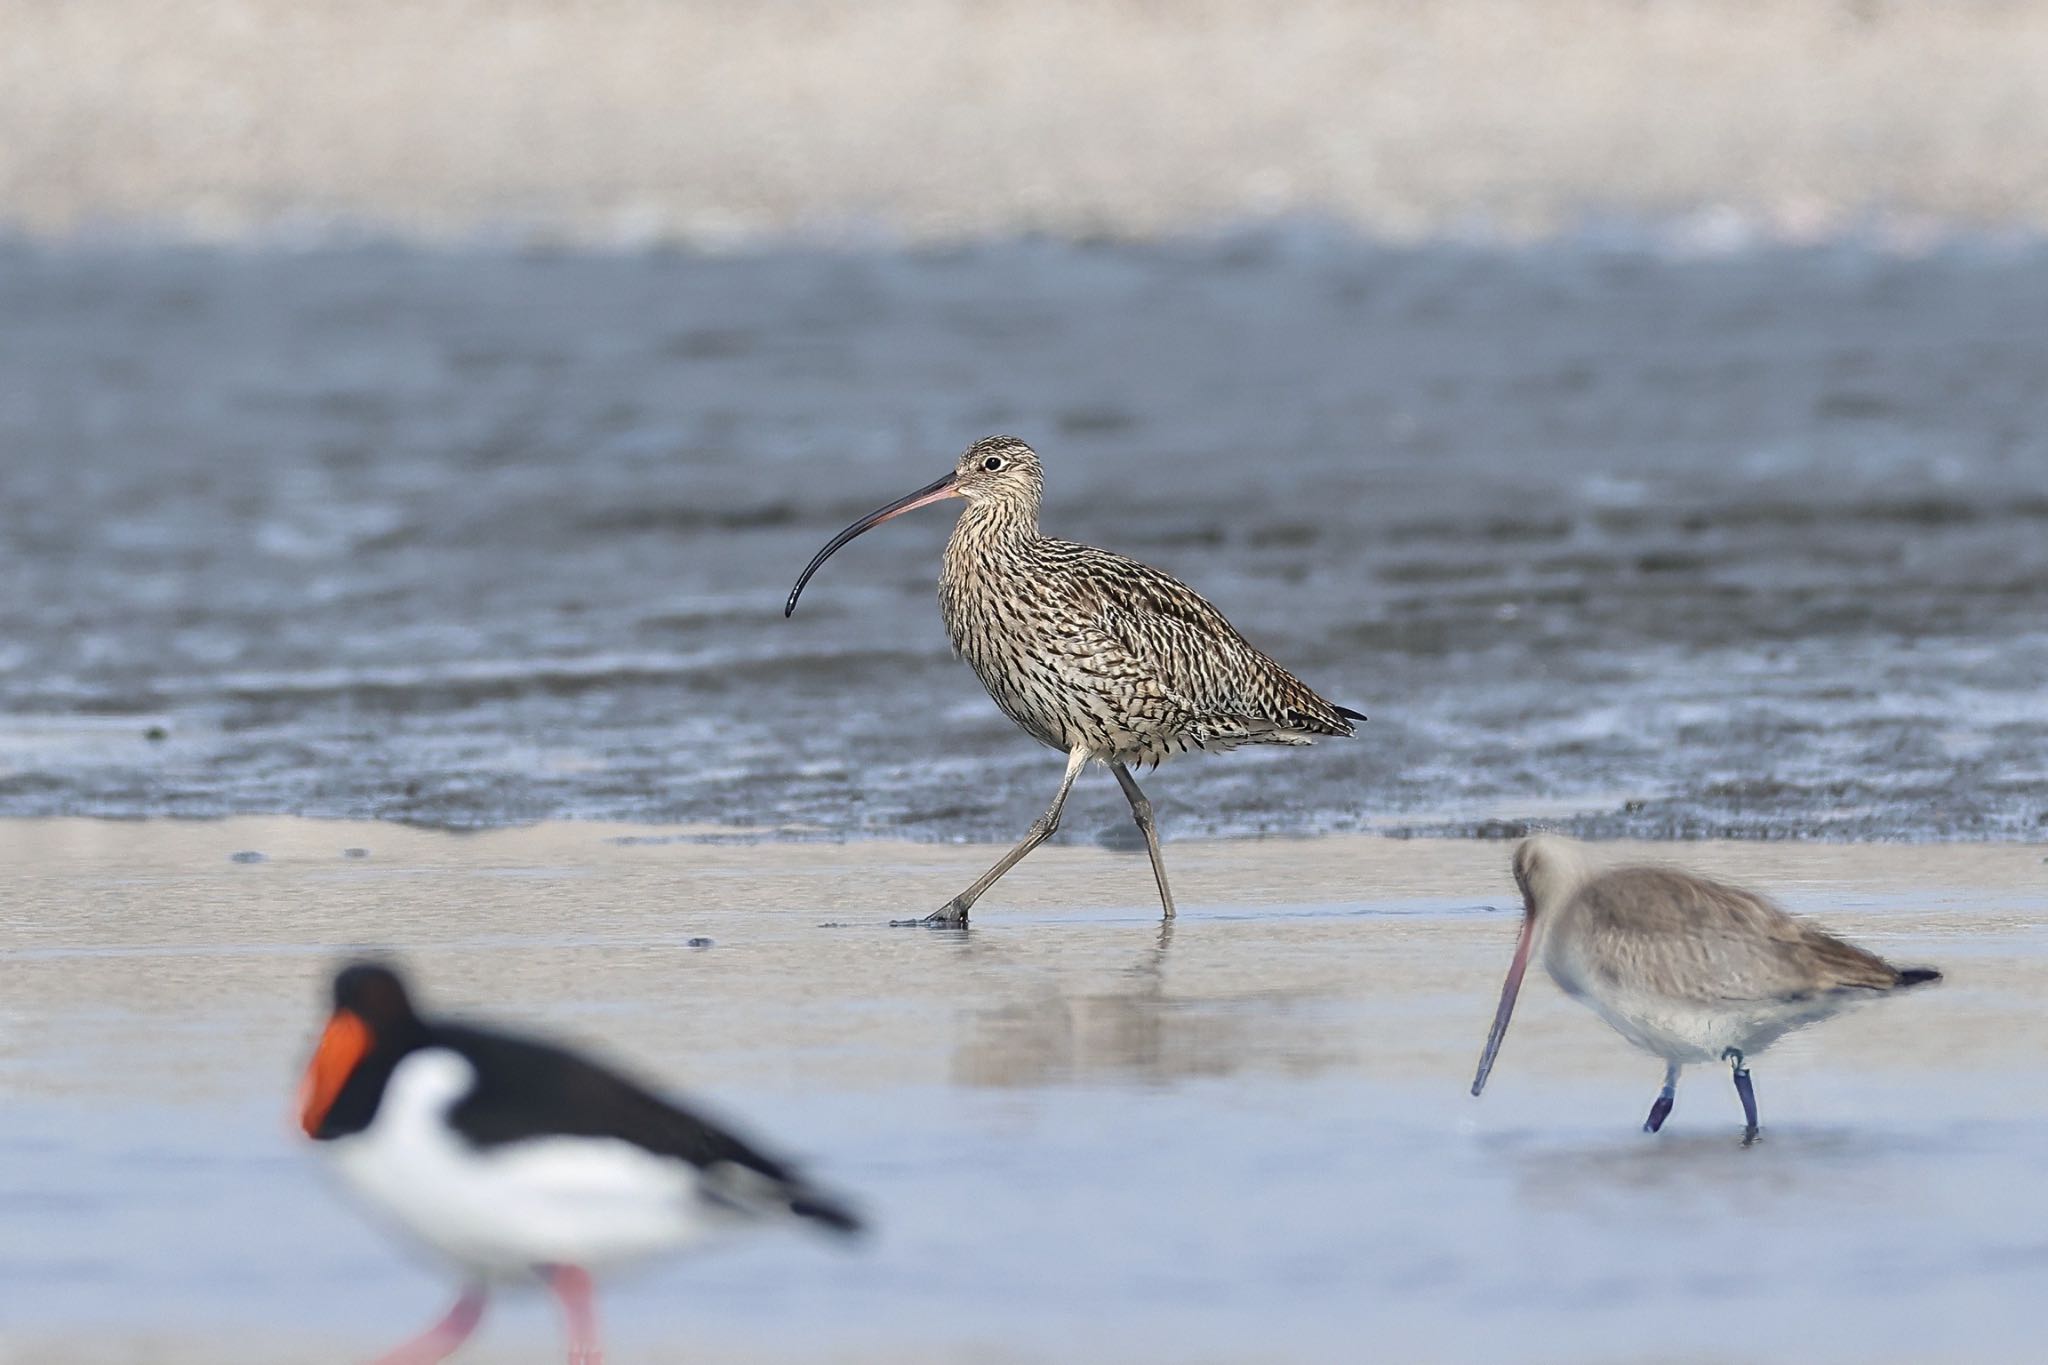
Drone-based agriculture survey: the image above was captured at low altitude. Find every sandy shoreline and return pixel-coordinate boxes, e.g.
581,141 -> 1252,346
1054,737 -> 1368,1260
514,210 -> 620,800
4,818 -> 2044,1363
7,817 -> 2042,1097
10,814 -> 2043,959
9,1 -> 2048,245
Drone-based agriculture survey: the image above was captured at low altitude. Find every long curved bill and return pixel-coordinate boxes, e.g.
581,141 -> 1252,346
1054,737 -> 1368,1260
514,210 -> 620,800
784,472 -> 961,617
1471,911 -> 1537,1096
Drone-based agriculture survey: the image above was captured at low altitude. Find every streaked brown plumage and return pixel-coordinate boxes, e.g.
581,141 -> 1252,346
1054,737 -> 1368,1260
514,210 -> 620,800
786,435 -> 1362,926
1471,835 -> 1943,1142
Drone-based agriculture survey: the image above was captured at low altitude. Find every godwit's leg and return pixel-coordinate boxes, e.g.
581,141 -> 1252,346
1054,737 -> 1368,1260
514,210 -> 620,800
545,1265 -> 603,1365
1642,1062 -> 1679,1134
369,1284 -> 488,1365
1724,1049 -> 1760,1144
896,746 -> 1090,927
1110,761 -> 1177,919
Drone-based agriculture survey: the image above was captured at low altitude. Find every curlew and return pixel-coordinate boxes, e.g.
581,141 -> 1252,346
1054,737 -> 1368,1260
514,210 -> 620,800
784,435 -> 1363,927
299,962 -> 861,1364
1470,835 -> 1942,1143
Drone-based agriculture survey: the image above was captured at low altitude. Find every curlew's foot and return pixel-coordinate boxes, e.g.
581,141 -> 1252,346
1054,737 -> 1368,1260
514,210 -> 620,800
891,899 -> 971,928
1643,1094 -> 1674,1134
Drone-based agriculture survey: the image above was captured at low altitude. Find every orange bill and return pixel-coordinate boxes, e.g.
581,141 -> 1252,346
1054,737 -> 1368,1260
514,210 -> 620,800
299,1010 -> 372,1137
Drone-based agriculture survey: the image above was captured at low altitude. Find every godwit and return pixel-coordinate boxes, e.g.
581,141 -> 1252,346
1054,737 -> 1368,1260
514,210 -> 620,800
1470,836 -> 1942,1143
784,435 -> 1363,927
299,962 -> 860,1364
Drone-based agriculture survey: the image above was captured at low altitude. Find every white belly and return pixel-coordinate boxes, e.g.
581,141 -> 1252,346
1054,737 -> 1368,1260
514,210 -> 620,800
1545,950 -> 1853,1065
326,1050 -> 724,1276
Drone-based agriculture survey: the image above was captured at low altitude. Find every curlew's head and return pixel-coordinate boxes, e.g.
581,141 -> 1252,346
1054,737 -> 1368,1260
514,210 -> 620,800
1471,835 -> 1598,1098
950,435 -> 1044,507
784,435 -> 1045,617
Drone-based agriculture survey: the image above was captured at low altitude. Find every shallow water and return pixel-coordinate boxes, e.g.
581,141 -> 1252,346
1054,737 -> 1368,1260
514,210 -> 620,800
2,821 -> 2042,1362
3,238 -> 2047,840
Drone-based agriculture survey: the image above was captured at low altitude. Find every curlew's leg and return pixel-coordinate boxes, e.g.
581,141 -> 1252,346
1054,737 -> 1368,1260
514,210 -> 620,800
1724,1049 -> 1760,1145
546,1265 -> 603,1365
1643,1061 -> 1679,1134
1110,762 -> 1176,919
370,1284 -> 488,1365
897,746 -> 1090,927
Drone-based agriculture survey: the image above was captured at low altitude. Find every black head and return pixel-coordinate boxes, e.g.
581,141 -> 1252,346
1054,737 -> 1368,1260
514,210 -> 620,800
301,959 -> 426,1140
332,961 -> 420,1030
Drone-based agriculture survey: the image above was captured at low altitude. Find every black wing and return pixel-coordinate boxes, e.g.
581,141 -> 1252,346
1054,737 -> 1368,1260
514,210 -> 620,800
434,1022 -> 861,1233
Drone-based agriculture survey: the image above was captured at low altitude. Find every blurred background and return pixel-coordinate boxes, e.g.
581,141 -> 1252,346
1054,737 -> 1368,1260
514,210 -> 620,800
10,0 -> 2048,245
3,0 -> 2046,840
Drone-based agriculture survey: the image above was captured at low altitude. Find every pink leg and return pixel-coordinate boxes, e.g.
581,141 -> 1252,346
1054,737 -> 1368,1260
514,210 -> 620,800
546,1265 -> 603,1365
369,1284 -> 488,1365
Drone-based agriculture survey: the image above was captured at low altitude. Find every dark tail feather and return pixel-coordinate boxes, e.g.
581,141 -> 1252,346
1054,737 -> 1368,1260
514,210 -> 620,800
1894,967 -> 1942,988
1335,705 -> 1368,723
789,1187 -> 865,1237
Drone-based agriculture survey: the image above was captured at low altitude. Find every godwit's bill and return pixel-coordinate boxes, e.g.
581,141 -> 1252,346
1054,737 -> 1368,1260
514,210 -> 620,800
1470,898 -> 1537,1101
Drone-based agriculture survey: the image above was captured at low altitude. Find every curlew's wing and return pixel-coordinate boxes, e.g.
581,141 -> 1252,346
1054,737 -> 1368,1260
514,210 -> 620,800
1571,868 -> 1907,1005
1053,543 -> 1356,739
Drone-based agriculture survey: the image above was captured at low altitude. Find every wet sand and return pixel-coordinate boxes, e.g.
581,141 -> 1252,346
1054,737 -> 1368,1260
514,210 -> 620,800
3,819 -> 2043,1362
7,240 -> 2047,841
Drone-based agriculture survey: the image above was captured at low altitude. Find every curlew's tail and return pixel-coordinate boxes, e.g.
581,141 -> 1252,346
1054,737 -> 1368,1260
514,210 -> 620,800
1336,705 -> 1368,723
1893,967 -> 1942,989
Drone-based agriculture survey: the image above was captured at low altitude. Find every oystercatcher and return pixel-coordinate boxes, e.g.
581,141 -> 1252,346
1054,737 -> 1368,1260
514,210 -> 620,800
299,961 -> 862,1363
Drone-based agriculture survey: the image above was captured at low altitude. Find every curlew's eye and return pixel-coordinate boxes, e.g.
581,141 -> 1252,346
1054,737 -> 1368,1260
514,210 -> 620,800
981,455 -> 1005,471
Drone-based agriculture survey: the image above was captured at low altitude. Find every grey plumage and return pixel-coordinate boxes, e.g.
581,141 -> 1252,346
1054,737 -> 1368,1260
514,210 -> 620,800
786,435 -> 1362,925
1473,835 -> 1943,1142
1562,866 -> 1915,1004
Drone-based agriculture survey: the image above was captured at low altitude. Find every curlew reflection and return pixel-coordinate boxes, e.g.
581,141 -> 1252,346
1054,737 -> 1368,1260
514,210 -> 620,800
949,917 -> 1351,1087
